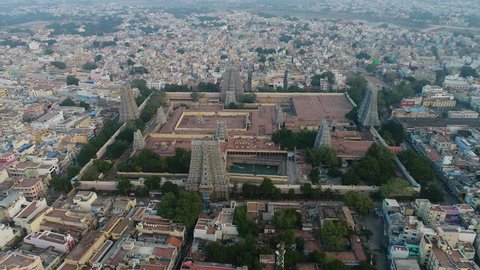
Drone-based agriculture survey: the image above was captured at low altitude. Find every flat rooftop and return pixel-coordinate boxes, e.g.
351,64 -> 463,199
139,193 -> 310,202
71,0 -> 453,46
289,94 -> 353,125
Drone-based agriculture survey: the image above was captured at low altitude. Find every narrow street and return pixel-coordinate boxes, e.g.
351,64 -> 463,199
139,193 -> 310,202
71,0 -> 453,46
363,213 -> 388,270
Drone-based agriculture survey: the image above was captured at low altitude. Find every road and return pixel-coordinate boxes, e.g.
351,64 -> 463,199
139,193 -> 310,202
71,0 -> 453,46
363,213 -> 388,270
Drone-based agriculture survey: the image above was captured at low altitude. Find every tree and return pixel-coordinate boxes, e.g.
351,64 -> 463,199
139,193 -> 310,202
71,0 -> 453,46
355,52 -> 371,60
315,146 -> 339,167
420,184 -> 444,203
398,150 -> 436,184
380,178 -> 416,198
273,208 -> 301,230
66,75 -> 79,86
52,176 -> 70,192
312,71 -> 335,86
379,120 -> 405,146
317,221 -> 352,251
460,65 -> 478,78
106,140 -> 129,159
144,176 -> 161,191
60,98 -> 76,106
309,167 -> 321,184
366,63 -> 377,74
51,61 -> 66,69
117,178 -> 132,195
346,75 -> 368,105
190,91 -> 201,102
82,62 -> 98,71
233,206 -> 259,237
79,101 -> 91,110
241,94 -> 256,103
383,70 -> 398,83
258,178 -> 282,200
94,54 -> 103,62
157,191 -> 201,228
436,70 -> 446,86
343,191 -> 373,215
44,48 -> 54,55
342,169 -> 360,185
93,159 -> 113,174
160,181 -> 179,196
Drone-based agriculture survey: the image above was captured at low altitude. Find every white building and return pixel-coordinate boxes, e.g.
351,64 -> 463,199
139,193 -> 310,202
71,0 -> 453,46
72,191 -> 97,211
448,110 -> 479,119
32,111 -> 64,130
13,198 -> 48,233
0,224 -> 16,248
193,201 -> 238,241
0,189 -> 27,221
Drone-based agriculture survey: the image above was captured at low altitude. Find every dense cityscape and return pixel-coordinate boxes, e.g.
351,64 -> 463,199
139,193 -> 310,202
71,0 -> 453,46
0,1 -> 480,270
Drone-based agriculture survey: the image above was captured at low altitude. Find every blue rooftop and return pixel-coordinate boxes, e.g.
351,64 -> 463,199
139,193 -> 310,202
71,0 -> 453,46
46,151 -> 58,158
18,143 -> 33,153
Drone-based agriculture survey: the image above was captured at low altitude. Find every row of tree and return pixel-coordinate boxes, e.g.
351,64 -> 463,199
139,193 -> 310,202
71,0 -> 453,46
271,128 -> 316,151
117,149 -> 191,173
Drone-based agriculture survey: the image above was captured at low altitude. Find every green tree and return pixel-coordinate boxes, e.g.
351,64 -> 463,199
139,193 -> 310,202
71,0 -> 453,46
82,62 -> 98,71
52,176 -> 70,192
420,184 -> 444,203
312,71 -> 335,86
66,75 -> 79,86
144,176 -> 161,191
273,208 -> 301,230
117,178 -> 132,195
319,147 -> 339,167
94,54 -> 103,62
383,70 -> 398,83
233,206 -> 259,237
380,178 -> 416,198
379,120 -> 405,146
93,159 -> 113,174
460,65 -> 478,78
317,221 -> 352,251
60,98 -> 76,106
106,140 -> 129,159
366,63 -> 377,74
50,61 -> 66,69
160,181 -> 179,196
157,191 -> 202,228
346,75 -> 368,105
398,150 -> 436,184
355,52 -> 371,60
44,48 -> 54,55
343,191 -> 373,215
258,178 -> 281,200
79,101 -> 91,110
241,94 -> 256,103
309,167 -> 321,184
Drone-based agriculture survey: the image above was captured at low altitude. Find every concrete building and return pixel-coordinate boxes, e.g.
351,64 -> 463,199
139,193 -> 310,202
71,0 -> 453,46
194,202 -> 238,241
0,224 -> 16,248
13,178 -> 46,200
448,110 -> 479,119
0,252 -> 44,270
32,111 -> 64,130
0,189 -> 27,221
23,230 -> 75,254
72,191 -> 97,211
13,199 -> 48,233
390,259 -> 421,270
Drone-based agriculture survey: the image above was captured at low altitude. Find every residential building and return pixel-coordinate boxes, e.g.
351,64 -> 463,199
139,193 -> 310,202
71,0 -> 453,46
23,230 -> 75,254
